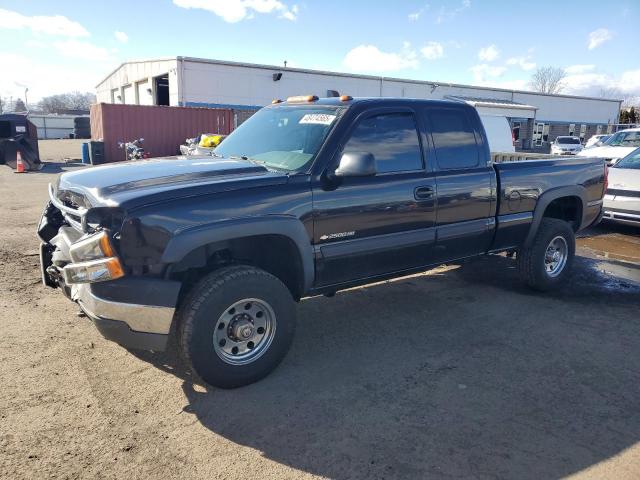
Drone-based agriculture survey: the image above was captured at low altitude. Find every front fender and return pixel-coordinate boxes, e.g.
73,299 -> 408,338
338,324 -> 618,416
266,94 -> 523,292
161,216 -> 314,293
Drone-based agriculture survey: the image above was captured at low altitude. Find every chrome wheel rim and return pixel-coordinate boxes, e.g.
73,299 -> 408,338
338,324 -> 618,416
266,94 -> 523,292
213,298 -> 276,365
544,236 -> 568,278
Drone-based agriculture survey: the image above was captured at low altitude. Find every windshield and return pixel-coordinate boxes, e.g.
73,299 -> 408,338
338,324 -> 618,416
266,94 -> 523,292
214,105 -> 343,172
614,148 -> 640,169
557,137 -> 580,144
603,130 -> 640,147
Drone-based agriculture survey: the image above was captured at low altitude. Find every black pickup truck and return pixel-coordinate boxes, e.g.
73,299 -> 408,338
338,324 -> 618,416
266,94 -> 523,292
38,97 -> 606,388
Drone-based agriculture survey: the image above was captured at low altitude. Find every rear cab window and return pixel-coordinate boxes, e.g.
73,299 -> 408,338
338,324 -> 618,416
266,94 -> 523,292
427,108 -> 480,170
342,112 -> 423,173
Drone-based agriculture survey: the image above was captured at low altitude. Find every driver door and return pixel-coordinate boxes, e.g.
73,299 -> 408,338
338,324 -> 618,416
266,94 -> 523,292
312,109 -> 437,287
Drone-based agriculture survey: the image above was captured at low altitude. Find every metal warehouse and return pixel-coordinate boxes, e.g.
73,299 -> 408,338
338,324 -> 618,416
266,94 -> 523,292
96,56 -> 622,149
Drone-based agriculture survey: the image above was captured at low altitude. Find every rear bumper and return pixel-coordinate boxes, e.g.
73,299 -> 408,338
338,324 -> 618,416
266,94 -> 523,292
603,196 -> 640,226
602,209 -> 640,226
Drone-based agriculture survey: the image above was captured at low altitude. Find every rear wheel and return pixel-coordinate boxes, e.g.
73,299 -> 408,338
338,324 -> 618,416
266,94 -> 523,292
178,265 -> 296,388
517,218 -> 575,291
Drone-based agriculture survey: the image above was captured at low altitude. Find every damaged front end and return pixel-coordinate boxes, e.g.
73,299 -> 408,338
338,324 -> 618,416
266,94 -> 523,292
38,184 -> 125,295
37,183 -> 180,351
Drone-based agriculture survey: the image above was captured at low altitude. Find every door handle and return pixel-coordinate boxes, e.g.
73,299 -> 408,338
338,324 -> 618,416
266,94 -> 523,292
414,186 -> 434,200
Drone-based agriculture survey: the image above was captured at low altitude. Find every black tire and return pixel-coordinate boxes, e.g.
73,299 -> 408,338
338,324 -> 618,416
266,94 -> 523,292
178,265 -> 296,389
517,218 -> 575,291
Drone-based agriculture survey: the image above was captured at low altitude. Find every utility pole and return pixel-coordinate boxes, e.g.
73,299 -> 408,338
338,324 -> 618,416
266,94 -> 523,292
24,87 -> 29,111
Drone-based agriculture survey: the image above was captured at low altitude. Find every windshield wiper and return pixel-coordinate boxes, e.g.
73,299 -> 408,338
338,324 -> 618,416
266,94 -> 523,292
230,155 -> 290,173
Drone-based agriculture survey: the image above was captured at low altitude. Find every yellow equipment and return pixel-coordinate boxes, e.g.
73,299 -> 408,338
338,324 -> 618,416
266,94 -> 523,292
199,134 -> 226,148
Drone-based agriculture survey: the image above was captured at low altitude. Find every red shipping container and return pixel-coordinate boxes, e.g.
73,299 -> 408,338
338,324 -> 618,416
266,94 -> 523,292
90,103 -> 234,163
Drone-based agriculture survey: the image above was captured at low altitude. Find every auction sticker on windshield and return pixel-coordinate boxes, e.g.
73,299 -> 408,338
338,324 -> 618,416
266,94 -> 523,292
299,114 -> 336,125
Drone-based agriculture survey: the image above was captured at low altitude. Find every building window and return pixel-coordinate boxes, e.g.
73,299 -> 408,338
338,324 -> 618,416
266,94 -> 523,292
533,123 -> 544,146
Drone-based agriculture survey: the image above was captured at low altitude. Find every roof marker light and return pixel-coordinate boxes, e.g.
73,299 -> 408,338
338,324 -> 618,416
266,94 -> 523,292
272,99 -> 283,104
287,95 -> 318,103
340,95 -> 353,101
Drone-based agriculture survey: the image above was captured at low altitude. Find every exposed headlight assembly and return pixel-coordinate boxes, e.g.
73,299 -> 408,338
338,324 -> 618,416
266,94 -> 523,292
69,231 -> 115,262
65,231 -> 124,284
63,258 -> 124,284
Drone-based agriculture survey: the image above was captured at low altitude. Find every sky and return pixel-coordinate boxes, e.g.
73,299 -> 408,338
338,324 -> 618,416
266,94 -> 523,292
0,0 -> 638,104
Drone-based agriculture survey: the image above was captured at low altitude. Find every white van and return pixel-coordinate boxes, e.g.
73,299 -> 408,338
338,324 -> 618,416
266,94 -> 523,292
479,115 -> 515,153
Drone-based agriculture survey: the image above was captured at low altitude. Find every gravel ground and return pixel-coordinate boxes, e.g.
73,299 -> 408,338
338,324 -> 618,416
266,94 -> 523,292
1,141 -> 639,479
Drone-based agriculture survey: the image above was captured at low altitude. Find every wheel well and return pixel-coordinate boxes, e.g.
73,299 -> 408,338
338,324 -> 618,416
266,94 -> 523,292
542,196 -> 582,231
170,234 -> 305,304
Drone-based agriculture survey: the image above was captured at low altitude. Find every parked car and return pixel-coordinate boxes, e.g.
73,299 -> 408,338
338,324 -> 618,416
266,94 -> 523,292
585,134 -> 610,149
578,127 -> 640,165
603,147 -> 640,226
38,96 -> 606,388
479,114 -> 515,153
551,136 -> 583,155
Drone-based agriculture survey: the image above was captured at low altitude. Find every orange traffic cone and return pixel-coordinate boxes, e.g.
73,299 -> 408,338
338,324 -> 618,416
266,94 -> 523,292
15,151 -> 26,173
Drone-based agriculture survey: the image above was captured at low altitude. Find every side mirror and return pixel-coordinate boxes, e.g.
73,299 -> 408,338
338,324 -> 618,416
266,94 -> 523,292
335,152 -> 376,177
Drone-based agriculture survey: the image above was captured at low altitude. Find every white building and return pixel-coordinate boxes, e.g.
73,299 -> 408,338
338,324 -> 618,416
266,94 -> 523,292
96,56 -> 622,148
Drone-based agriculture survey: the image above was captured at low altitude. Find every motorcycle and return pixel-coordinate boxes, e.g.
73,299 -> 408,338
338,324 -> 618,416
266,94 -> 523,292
118,138 -> 150,161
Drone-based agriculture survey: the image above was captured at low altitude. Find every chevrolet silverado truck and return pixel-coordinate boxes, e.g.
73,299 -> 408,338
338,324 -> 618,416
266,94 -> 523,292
38,97 -> 606,388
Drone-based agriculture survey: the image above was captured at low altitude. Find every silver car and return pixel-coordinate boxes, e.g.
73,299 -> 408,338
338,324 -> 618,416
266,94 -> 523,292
603,147 -> 640,226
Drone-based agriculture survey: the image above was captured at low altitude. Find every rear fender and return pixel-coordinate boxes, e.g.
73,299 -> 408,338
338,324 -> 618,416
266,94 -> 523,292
524,186 -> 587,247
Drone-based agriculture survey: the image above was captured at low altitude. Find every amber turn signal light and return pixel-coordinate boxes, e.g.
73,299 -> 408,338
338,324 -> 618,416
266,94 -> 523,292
287,95 -> 319,103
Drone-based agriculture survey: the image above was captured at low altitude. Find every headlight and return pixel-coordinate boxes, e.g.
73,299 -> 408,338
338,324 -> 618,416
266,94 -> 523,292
69,231 -> 115,262
63,257 -> 124,284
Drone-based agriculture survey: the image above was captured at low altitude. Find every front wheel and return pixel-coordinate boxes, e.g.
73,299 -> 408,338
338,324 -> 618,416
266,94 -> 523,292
517,218 -> 575,291
178,265 -> 296,388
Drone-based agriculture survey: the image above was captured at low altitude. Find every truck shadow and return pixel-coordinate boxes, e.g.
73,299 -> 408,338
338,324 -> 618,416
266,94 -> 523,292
133,256 -> 640,479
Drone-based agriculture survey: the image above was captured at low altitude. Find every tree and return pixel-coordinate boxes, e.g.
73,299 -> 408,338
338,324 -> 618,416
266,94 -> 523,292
14,98 -> 27,112
599,87 -> 622,100
620,107 -> 637,124
38,91 -> 96,114
529,66 -> 566,94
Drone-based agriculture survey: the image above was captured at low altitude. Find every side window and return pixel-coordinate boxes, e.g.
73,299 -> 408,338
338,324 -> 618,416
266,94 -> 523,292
428,109 -> 479,169
343,112 -> 423,173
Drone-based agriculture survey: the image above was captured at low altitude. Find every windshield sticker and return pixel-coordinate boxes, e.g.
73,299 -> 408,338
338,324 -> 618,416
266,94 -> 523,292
299,113 -> 336,125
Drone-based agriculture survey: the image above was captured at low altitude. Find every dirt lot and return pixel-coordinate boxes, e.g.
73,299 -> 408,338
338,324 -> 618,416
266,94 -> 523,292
1,140 -> 639,479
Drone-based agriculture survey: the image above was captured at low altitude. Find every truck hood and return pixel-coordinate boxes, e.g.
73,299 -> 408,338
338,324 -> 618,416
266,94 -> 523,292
578,145 -> 636,161
54,156 -> 288,209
